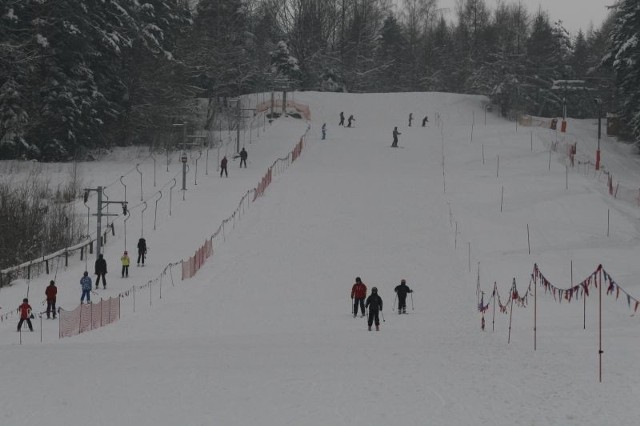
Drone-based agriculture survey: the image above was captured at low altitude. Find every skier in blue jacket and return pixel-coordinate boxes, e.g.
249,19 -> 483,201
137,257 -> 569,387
80,271 -> 92,303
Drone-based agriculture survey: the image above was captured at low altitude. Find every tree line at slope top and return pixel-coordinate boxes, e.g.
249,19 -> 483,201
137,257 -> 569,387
1,0 -> 638,161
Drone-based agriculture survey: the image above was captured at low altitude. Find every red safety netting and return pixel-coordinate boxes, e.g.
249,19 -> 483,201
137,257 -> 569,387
59,297 -> 120,338
181,239 -> 214,280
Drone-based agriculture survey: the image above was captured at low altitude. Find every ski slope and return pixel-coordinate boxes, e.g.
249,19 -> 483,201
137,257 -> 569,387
1,91 -> 639,426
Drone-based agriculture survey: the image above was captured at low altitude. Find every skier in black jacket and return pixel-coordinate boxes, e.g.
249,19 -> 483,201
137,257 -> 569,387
137,237 -> 147,266
391,127 -> 401,147
94,254 -> 107,289
365,287 -> 383,331
394,279 -> 413,314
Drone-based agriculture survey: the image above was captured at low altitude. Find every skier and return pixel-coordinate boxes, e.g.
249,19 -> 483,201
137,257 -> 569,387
408,113 -> 413,127
121,250 -> 130,277
220,156 -> 228,177
365,287 -> 383,331
80,271 -> 92,303
347,115 -> 355,128
17,298 -> 33,332
321,123 -> 327,140
94,253 -> 107,289
137,237 -> 147,266
339,112 -> 345,126
422,115 -> 429,127
239,147 -> 248,168
45,280 -> 57,319
394,279 -> 413,314
391,126 -> 401,147
351,277 -> 367,318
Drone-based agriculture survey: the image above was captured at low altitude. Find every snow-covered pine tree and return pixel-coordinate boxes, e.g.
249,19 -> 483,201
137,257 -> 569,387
608,0 -> 640,144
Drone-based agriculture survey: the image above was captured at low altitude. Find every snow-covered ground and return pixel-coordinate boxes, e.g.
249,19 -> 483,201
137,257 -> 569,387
1,91 -> 639,426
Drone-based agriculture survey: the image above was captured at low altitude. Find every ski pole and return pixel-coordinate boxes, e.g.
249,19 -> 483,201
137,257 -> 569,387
393,294 -> 397,312
380,310 -> 385,322
351,297 -> 354,316
411,293 -> 414,311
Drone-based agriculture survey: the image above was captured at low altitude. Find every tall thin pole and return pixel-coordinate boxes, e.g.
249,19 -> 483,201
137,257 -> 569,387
534,275 -> 537,351
598,266 -> 603,382
508,278 -> 515,344
492,282 -> 496,331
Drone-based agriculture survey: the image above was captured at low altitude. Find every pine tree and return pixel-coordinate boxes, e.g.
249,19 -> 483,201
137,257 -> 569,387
608,0 -> 640,143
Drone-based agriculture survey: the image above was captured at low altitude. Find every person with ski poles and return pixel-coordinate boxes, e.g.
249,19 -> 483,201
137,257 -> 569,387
121,250 -> 130,277
94,253 -> 107,289
351,277 -> 367,318
239,147 -> 248,168
220,156 -> 228,177
137,237 -> 147,266
321,123 -> 327,140
80,271 -> 92,304
45,280 -> 57,319
339,112 -> 345,126
347,114 -> 355,127
422,115 -> 429,127
17,298 -> 33,332
391,126 -> 401,147
408,113 -> 413,127
394,279 -> 413,314
365,287 -> 383,331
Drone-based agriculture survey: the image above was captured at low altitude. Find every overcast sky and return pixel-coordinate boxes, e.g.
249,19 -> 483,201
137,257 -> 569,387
416,0 -> 613,35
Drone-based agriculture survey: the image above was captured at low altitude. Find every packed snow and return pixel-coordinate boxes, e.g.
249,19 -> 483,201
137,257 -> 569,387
1,91 -> 639,426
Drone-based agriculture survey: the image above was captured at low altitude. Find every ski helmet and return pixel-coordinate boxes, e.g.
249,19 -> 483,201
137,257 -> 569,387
356,277 -> 361,283
372,287 -> 378,293
401,279 -> 406,284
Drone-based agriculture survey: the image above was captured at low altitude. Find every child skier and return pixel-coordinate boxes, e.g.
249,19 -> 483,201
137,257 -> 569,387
365,287 -> 383,331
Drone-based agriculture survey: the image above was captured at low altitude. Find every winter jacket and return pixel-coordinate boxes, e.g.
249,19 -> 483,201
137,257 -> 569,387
393,129 -> 401,141
221,157 -> 228,168
81,276 -> 93,291
95,256 -> 107,274
240,149 -> 247,160
137,238 -> 147,253
45,285 -> 57,301
351,282 -> 367,299
365,294 -> 383,312
18,302 -> 32,319
394,283 -> 413,298
121,254 -> 130,266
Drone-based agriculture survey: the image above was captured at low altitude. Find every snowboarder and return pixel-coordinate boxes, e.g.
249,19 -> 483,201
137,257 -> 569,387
95,253 -> 107,289
351,277 -> 367,318
408,113 -> 413,127
220,156 -> 228,177
121,250 -> 130,277
339,112 -> 345,126
391,126 -> 401,147
239,147 -> 248,168
347,115 -> 355,128
17,298 -> 33,332
80,271 -> 92,303
394,279 -> 413,314
365,287 -> 383,331
45,280 -> 57,319
321,123 -> 327,140
137,237 -> 147,266
422,115 -> 429,127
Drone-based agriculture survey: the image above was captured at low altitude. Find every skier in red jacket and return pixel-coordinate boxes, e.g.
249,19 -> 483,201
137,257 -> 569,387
17,298 -> 33,332
351,277 -> 367,318
45,280 -> 57,319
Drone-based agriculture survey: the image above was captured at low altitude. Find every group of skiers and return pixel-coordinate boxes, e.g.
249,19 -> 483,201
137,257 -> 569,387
407,113 -> 429,127
79,237 -> 147,304
338,112 -> 356,128
350,276 -> 413,331
14,237 -> 149,330
15,278 -> 58,332
220,147 -> 248,178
